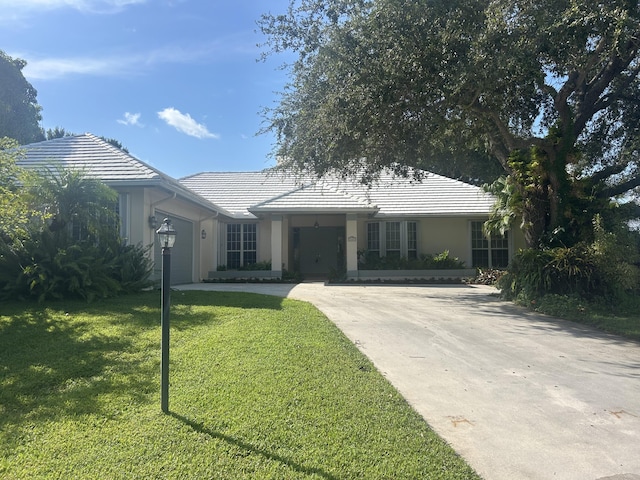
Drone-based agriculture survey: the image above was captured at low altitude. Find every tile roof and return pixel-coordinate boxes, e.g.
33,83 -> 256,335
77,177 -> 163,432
250,182 -> 377,214
181,169 -> 495,219
17,133 -> 160,182
322,171 -> 496,217
180,171 -> 304,218
16,133 -> 227,215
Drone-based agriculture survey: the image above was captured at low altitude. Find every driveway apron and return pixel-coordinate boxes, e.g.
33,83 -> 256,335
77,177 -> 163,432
176,283 -> 640,480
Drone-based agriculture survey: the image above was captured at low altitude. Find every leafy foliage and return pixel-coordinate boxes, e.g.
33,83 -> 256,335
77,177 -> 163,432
260,0 -> 640,247
499,216 -> 640,303
358,250 -> 465,270
0,138 -> 45,248
0,166 -> 152,302
0,50 -> 45,144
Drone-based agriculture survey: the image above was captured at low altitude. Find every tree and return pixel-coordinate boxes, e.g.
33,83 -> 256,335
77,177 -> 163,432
0,50 -> 45,144
100,136 -> 129,153
259,0 -> 640,247
46,126 -> 72,140
0,137 -> 44,247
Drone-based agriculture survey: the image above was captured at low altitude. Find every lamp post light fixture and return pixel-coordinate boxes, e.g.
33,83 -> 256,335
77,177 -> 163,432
156,218 -> 176,413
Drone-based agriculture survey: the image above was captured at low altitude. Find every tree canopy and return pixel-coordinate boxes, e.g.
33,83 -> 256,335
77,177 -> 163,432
260,0 -> 640,247
0,50 -> 45,145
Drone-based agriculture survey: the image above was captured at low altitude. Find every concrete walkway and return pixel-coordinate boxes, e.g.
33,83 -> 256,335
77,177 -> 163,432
175,282 -> 640,480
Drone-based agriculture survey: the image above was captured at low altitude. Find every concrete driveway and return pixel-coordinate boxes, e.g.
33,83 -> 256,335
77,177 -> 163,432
176,282 -> 640,480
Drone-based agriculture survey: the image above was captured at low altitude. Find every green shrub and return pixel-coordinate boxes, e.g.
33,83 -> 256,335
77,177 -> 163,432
499,245 -> 596,301
0,230 -> 153,302
112,242 -> 154,292
238,260 -> 272,271
499,216 -> 640,304
358,249 -> 465,270
590,215 -> 640,300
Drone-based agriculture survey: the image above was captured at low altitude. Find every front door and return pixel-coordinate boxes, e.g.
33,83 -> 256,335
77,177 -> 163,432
297,227 -> 344,279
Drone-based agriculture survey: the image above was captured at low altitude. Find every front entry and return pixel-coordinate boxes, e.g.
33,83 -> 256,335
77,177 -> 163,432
295,227 -> 345,279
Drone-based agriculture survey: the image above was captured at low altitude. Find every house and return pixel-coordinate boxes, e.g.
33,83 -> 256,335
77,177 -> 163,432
16,133 -> 227,285
17,133 -> 525,284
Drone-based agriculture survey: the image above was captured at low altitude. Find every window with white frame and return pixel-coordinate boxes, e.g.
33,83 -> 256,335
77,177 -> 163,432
226,223 -> 257,269
367,222 -> 380,257
367,221 -> 418,259
471,221 -> 509,268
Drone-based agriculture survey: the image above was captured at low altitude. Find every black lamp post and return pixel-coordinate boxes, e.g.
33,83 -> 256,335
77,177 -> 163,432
156,217 -> 176,413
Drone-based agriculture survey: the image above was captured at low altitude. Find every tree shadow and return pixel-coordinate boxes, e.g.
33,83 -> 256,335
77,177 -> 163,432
173,289 -> 287,310
0,305 -> 156,448
168,411 -> 339,480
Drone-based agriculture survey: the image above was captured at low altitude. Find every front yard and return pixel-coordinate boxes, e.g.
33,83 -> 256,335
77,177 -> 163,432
0,291 -> 479,479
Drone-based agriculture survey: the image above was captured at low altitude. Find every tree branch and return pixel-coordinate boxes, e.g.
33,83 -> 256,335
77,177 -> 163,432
589,163 -> 628,184
597,175 -> 640,198
573,37 -> 640,137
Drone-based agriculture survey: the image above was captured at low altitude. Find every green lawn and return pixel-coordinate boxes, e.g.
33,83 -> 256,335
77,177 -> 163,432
0,291 -> 479,479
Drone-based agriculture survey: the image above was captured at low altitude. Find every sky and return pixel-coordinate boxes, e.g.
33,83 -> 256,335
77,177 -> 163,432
0,0 -> 293,179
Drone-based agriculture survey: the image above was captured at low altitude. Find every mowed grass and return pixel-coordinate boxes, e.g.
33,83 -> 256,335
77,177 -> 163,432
0,290 -> 479,479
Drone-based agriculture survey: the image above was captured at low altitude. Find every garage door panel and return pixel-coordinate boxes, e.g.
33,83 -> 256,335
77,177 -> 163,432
153,214 -> 193,285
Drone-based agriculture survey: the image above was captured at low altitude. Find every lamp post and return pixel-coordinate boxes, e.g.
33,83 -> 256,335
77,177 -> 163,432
156,218 -> 176,413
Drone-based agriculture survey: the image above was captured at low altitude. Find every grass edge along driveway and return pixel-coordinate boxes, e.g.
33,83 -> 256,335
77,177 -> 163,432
0,290 -> 479,479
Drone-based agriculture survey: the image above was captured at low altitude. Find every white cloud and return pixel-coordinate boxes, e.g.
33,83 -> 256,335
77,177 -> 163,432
23,56 -> 126,80
0,0 -> 146,18
157,107 -> 219,139
20,44 -> 222,80
117,112 -> 143,127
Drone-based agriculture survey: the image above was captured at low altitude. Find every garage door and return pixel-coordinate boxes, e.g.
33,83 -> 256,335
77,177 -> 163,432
153,214 -> 194,285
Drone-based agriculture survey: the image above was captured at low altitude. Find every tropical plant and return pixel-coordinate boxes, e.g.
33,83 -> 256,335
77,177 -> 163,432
0,166 -> 152,301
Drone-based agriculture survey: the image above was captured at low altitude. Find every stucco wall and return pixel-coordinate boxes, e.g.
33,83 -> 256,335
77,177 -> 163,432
419,217 -> 475,266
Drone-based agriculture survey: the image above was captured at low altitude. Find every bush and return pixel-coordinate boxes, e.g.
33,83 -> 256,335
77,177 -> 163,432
358,250 -> 465,270
0,230 -> 153,302
499,217 -> 640,304
499,245 -> 596,301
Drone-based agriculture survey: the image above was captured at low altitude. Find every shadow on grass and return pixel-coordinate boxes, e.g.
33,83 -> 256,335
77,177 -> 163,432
169,411 -> 339,480
172,290 -> 286,310
167,291 -> 288,332
0,305 -> 156,446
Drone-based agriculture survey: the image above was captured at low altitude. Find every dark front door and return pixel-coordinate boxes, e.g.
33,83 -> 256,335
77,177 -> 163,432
297,227 -> 344,279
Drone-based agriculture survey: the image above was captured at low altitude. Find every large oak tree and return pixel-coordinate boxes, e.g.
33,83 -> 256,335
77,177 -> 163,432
260,0 -> 640,247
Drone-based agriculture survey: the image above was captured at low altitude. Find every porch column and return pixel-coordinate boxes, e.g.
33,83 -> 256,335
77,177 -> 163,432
346,213 -> 358,278
271,215 -> 283,278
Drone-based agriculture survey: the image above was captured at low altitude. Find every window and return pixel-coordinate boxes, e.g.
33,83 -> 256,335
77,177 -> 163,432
471,221 -> 509,268
367,222 -> 380,257
367,221 -> 418,258
226,223 -> 257,268
407,221 -> 418,259
385,222 -> 401,257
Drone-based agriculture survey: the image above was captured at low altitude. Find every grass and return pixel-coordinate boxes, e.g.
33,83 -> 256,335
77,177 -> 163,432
0,290 -> 479,479
522,293 -> 640,341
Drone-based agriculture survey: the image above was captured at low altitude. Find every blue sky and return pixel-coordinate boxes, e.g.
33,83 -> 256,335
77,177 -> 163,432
0,0 -> 292,178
